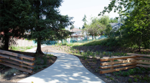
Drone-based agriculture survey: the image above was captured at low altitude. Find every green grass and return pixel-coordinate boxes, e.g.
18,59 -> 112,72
9,46 -> 35,52
82,39 -> 106,46
55,39 -> 107,47
64,38 -> 119,47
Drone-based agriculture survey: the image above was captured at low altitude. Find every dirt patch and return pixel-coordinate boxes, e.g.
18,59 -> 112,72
0,50 -> 57,82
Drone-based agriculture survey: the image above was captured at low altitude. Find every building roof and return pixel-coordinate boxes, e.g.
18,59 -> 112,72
69,28 -> 81,32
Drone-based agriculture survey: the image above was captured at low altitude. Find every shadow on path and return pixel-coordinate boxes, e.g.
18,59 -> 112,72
18,52 -> 105,83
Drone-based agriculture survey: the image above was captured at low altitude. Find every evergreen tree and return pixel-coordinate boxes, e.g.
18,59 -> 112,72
0,0 -> 32,50
82,15 -> 87,29
70,25 -> 75,30
29,0 -> 73,54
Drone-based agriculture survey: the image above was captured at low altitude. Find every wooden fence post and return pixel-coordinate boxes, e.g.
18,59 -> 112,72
110,59 -> 114,69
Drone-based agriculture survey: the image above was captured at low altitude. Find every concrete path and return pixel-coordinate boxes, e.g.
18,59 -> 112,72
18,48 -> 105,83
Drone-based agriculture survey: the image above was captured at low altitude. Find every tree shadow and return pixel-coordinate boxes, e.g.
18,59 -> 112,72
18,52 -> 105,83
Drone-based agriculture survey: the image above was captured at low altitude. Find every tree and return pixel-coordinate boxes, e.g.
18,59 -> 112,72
84,17 -> 106,40
46,15 -> 73,44
70,25 -> 75,30
82,15 -> 87,29
0,0 -> 32,50
29,0 -> 72,54
99,0 -> 150,52
99,16 -> 109,25
121,3 -> 150,51
109,18 -> 118,23
105,24 -> 112,37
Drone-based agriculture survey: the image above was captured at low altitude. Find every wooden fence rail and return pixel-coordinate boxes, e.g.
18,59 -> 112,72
100,56 -> 137,74
0,50 -> 35,73
100,53 -> 150,74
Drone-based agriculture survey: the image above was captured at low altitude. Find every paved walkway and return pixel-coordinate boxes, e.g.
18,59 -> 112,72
18,47 -> 105,83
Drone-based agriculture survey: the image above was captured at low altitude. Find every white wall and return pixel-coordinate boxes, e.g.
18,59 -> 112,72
12,38 -> 35,47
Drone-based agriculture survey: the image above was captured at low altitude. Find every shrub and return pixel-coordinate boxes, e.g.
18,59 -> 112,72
3,68 -> 19,77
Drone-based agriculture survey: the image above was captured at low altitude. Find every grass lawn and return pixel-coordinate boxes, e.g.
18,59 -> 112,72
9,45 -> 36,52
57,39 -> 107,47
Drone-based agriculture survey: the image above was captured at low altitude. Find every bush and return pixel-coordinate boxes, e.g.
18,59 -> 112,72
3,68 -> 19,77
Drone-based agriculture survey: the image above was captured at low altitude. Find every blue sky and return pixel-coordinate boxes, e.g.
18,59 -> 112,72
59,0 -> 119,29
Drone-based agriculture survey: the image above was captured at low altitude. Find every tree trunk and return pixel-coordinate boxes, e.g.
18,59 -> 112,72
36,39 -> 44,54
92,35 -> 93,40
138,38 -> 141,52
95,36 -> 96,40
138,45 -> 141,52
4,30 -> 9,50
4,37 -> 9,50
61,39 -> 63,44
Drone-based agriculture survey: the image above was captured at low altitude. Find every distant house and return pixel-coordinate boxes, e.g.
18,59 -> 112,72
110,23 -> 123,31
68,28 -> 83,43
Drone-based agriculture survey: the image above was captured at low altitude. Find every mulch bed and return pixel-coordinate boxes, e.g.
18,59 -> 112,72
43,45 -> 150,83
0,50 -> 57,82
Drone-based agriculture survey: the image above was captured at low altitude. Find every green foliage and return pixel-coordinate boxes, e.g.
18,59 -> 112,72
82,15 -> 87,29
70,25 -> 75,30
99,0 -> 150,51
105,24 -> 112,37
83,16 -> 110,40
27,0 -> 73,54
82,52 -> 88,60
105,76 -> 114,81
109,18 -> 118,23
0,0 -> 32,50
43,55 -> 47,65
134,78 -> 138,82
122,71 -> 130,76
35,57 -> 41,65
128,78 -> 132,83
99,16 -> 109,25
3,68 -> 19,77
47,54 -> 53,58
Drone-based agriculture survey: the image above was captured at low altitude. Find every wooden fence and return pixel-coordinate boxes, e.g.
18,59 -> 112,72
129,53 -> 150,68
100,56 -> 137,74
0,50 -> 35,73
100,53 -> 150,74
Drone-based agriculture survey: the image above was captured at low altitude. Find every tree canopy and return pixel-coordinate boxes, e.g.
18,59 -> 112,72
0,0 -> 32,50
98,0 -> 150,51
82,15 -> 87,29
83,16 -> 110,40
0,0 -> 73,54
28,0 -> 73,54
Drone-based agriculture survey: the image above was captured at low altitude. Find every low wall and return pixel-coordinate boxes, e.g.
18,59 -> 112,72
13,38 -> 35,47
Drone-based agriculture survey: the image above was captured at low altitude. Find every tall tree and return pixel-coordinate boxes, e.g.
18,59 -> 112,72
99,0 -> 150,51
70,25 -> 75,30
0,0 -> 32,50
99,16 -> 109,25
82,15 -> 87,29
84,17 -> 106,40
29,0 -> 72,54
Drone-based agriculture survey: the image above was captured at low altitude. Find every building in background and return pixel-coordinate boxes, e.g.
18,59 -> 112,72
68,28 -> 84,43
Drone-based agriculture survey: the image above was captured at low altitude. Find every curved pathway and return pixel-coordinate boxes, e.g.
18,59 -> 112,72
18,49 -> 105,83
